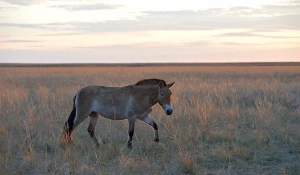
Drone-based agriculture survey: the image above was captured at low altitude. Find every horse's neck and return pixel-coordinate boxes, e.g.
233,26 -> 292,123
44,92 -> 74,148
135,85 -> 159,106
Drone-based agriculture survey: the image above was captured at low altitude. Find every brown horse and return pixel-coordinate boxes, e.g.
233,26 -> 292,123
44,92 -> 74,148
62,78 -> 174,148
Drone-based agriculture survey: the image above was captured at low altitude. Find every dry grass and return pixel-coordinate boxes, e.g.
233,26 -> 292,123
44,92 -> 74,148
0,65 -> 300,175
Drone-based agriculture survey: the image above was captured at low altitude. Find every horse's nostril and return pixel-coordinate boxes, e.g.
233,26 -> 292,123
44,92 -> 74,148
166,109 -> 173,115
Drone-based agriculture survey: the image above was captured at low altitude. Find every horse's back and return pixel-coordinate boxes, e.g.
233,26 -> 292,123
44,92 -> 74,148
77,85 -> 132,97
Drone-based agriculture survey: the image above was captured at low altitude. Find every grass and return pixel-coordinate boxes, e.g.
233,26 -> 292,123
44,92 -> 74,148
0,65 -> 300,174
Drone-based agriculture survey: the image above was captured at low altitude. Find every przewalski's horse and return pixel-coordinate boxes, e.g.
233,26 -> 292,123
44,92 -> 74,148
62,79 -> 174,148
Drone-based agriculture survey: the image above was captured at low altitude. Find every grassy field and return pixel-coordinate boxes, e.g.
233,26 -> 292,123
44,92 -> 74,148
0,65 -> 300,175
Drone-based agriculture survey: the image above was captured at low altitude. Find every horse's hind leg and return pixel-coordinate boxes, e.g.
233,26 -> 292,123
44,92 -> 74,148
88,112 -> 100,147
139,115 -> 159,142
71,108 -> 90,136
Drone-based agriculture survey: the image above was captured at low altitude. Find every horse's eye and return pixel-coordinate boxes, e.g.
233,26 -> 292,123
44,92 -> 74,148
161,93 -> 163,96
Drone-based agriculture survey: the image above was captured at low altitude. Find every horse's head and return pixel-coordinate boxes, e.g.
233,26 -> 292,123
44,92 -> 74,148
158,81 -> 174,115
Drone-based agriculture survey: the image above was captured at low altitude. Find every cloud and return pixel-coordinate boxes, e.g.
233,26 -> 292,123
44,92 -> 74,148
1,45 -> 299,63
217,32 -> 300,39
29,44 -> 43,47
260,4 -> 300,15
37,32 -> 82,36
0,0 -> 46,6
50,3 -> 124,11
74,42 -> 175,50
0,6 -> 18,19
0,16 -> 8,20
3,39 -> 42,43
72,14 -> 300,32
290,0 -> 300,5
220,42 -> 262,46
0,6 -> 18,10
184,41 -> 212,47
250,29 -> 279,33
0,23 -> 41,28
1,3 -> 300,32
0,22 -> 80,30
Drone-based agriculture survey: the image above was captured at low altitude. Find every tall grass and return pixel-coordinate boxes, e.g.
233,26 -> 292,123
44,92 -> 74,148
0,66 -> 299,174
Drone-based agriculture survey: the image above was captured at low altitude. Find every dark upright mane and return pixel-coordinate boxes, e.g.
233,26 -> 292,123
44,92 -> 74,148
135,78 -> 166,86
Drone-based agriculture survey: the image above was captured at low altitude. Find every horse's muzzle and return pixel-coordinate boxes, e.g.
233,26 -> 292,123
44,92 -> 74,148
164,105 -> 173,115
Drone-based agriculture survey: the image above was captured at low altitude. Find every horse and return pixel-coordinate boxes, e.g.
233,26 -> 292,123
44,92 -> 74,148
62,78 -> 174,148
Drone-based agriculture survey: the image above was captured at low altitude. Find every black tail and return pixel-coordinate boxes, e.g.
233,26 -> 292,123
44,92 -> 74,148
64,95 -> 77,135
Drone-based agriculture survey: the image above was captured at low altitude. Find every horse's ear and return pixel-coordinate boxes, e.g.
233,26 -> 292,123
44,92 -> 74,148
167,82 -> 175,88
158,81 -> 164,88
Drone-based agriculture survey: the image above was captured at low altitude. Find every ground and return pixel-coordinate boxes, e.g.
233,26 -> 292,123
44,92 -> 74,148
0,65 -> 300,174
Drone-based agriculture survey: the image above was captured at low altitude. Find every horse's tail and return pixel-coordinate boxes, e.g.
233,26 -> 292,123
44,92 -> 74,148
63,95 -> 77,138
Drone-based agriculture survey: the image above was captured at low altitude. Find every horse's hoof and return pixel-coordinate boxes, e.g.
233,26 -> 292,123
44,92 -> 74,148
154,138 -> 159,142
127,142 -> 132,149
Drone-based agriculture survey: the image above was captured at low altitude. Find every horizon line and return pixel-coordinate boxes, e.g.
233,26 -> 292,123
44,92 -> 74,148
1,62 -> 300,67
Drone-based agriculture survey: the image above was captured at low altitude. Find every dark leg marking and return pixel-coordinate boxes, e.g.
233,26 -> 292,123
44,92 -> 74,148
153,122 -> 158,130
127,119 -> 135,148
152,121 -> 159,142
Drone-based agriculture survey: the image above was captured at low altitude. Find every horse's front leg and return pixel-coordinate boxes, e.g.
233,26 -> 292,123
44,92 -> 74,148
127,118 -> 136,148
139,115 -> 159,142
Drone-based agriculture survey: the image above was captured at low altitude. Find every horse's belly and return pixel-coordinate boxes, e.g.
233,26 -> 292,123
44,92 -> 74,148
99,111 -> 127,120
92,101 -> 127,120
95,108 -> 127,120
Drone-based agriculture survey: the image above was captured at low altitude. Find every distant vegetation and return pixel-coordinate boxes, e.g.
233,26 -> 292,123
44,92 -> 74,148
0,65 -> 299,174
1,62 -> 300,67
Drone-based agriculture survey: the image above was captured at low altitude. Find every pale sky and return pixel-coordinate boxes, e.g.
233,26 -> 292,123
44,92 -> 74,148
0,0 -> 299,63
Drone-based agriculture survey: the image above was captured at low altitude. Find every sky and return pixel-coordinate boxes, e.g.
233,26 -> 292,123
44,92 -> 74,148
0,0 -> 299,63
